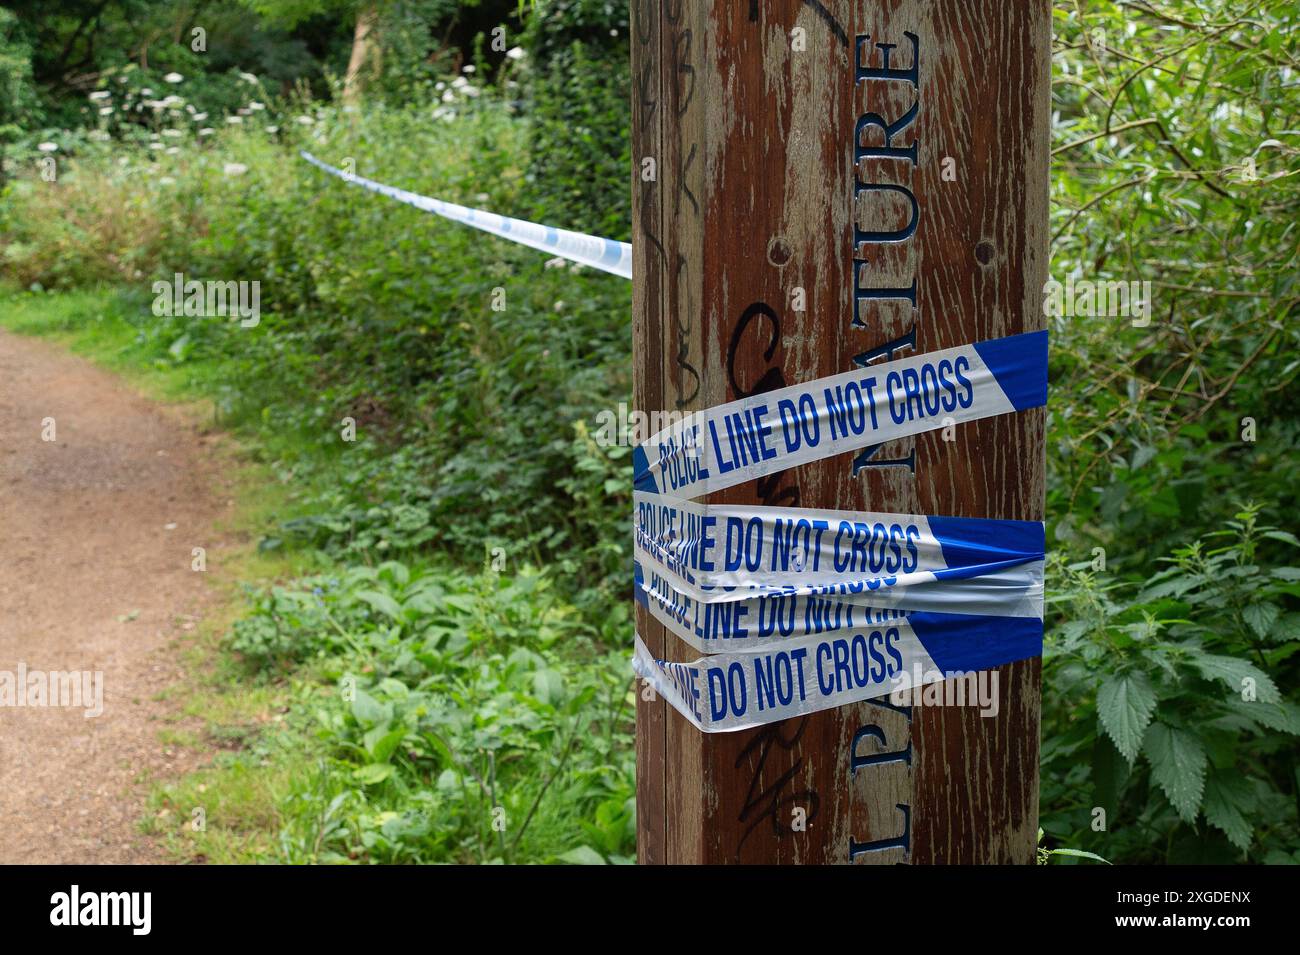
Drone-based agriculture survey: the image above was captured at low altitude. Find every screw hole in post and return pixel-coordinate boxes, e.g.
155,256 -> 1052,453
767,236 -> 792,267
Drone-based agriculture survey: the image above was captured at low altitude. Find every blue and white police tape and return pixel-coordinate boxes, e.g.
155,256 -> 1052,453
632,611 -> 1042,732
300,151 -> 633,280
635,557 -> 1044,652
633,330 -> 1048,500
634,491 -> 1044,600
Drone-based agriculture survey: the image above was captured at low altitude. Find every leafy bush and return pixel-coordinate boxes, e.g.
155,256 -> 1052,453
519,0 -> 630,237
1043,506 -> 1300,862
227,560 -> 635,864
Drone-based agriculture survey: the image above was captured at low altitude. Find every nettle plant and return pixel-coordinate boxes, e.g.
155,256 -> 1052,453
1042,505 -> 1300,863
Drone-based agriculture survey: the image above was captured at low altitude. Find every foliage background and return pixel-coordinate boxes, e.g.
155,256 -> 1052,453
0,0 -> 1296,864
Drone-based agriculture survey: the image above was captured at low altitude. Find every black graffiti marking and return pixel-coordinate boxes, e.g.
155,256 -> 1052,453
680,143 -> 698,216
756,473 -> 801,508
672,253 -> 701,407
727,302 -> 801,507
674,347 -> 701,406
802,0 -> 849,48
639,64 -> 657,123
727,302 -> 786,397
673,28 -> 695,117
744,1 -> 848,48
641,218 -> 667,267
735,718 -> 821,859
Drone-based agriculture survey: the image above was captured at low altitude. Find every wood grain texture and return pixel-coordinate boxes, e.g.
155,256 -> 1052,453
633,0 -> 1050,864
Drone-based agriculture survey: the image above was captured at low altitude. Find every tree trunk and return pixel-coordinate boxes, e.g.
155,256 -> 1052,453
343,3 -> 380,105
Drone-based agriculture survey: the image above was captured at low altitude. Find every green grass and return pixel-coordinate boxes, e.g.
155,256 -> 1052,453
2,286 -> 206,397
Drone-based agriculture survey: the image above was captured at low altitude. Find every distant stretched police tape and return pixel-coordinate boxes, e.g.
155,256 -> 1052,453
300,151 -> 633,280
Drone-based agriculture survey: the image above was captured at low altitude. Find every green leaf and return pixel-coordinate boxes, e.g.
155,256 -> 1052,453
1092,734 -> 1130,818
366,725 -> 407,763
1267,611 -> 1300,642
1223,698 -> 1300,735
1048,848 -> 1112,865
1262,530 -> 1300,547
1143,723 -> 1207,823
351,689 -> 391,727
376,560 -> 410,586
532,668 -> 565,704
1097,671 -> 1157,763
554,846 -> 608,865
1202,773 -> 1254,852
353,763 -> 395,786
1187,652 -> 1279,703
355,589 -> 403,622
1242,603 -> 1281,640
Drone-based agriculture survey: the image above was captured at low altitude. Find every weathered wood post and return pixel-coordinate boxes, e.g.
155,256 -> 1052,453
633,0 -> 1050,863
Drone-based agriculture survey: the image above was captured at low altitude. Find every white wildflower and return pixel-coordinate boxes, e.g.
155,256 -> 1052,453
164,72 -> 183,83
198,127 -> 214,136
223,162 -> 248,176
88,90 -> 111,101
296,115 -> 314,125
505,47 -> 525,61
239,72 -> 258,84
544,257 -> 565,270
37,142 -> 57,152
226,115 -> 243,124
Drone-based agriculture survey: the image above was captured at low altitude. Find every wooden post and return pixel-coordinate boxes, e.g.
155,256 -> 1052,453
633,0 -> 1050,864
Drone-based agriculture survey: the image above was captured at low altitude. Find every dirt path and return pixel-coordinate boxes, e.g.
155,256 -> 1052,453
0,328 -> 233,863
